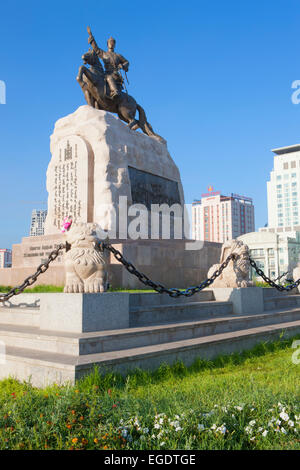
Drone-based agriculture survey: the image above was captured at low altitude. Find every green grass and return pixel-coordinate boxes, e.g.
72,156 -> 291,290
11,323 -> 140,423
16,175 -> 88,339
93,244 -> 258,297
0,336 -> 299,450
0,285 -> 64,294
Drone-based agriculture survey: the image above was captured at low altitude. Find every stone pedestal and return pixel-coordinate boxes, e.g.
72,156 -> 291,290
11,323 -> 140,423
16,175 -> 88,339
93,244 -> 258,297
44,105 -> 185,237
40,293 -> 129,332
212,287 -> 264,315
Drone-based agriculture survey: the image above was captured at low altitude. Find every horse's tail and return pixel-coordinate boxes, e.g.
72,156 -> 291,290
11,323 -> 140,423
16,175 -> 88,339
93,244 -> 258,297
136,104 -> 164,142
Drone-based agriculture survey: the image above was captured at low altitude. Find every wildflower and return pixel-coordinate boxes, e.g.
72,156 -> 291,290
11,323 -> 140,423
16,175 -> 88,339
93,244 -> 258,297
235,406 -> 243,412
72,438 -> 78,444
249,420 -> 256,427
216,424 -> 227,435
81,438 -> 88,445
143,428 -> 149,434
71,410 -> 76,415
198,424 -> 205,431
279,411 -> 289,422
281,427 -> 287,434
94,438 -> 99,444
262,430 -> 268,437
66,424 -> 72,429
112,404 -> 117,409
288,420 -> 294,427
154,424 -> 160,429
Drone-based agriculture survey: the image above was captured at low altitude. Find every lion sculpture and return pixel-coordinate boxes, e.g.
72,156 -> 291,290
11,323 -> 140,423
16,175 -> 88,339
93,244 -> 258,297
64,222 -> 109,293
207,239 -> 252,288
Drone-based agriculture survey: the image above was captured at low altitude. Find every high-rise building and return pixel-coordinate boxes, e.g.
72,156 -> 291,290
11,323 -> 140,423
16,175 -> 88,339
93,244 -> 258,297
0,249 -> 12,268
30,209 -> 47,237
192,189 -> 255,243
267,144 -> 300,232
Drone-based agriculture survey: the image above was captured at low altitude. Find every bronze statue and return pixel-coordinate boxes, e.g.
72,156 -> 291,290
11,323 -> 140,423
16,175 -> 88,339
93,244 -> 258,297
77,27 -> 163,141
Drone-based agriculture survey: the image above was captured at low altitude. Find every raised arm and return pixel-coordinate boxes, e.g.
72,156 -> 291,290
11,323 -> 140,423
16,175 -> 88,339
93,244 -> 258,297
87,26 -> 104,59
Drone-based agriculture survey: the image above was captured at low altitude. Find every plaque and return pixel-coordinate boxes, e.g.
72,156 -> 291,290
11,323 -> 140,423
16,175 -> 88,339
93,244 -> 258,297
128,167 -> 181,209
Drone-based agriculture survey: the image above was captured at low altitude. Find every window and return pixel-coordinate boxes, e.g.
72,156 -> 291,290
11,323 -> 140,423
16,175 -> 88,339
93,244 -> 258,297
276,175 -> 282,181
283,163 -> 289,169
291,161 -> 296,168
292,173 -> 297,178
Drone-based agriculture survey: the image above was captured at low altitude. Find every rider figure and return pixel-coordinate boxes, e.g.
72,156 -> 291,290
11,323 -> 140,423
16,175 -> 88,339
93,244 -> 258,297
88,34 -> 129,99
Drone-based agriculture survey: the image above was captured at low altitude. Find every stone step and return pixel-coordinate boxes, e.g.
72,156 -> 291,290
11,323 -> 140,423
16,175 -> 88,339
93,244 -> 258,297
130,301 -> 233,326
129,291 -> 215,307
0,307 -> 40,327
264,295 -> 300,311
1,319 -> 300,387
0,308 -> 299,356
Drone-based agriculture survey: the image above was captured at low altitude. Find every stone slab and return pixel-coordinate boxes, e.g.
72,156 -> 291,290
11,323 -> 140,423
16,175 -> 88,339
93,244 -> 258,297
212,287 -> 264,315
39,293 -> 129,333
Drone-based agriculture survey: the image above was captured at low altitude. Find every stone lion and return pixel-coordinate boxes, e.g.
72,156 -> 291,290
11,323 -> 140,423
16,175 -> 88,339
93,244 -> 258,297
64,222 -> 109,293
207,239 -> 252,288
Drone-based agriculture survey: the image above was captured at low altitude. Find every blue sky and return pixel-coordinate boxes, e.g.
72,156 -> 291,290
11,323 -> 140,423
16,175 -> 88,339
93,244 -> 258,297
1,0 -> 300,248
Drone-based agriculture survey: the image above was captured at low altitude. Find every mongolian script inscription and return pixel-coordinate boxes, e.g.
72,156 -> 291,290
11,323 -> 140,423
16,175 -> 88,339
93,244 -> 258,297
45,135 -> 91,234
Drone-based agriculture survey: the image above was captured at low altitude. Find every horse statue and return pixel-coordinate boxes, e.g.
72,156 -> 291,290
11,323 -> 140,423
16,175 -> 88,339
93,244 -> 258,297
76,48 -> 163,141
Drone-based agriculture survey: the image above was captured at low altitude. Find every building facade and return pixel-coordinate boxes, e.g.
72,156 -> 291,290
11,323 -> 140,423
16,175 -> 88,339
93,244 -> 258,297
192,190 -> 255,243
238,231 -> 300,281
30,210 -> 47,237
0,249 -> 12,268
267,144 -> 300,232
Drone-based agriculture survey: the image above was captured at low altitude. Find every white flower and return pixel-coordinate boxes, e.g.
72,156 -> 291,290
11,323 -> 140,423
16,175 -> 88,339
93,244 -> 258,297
217,424 -> 227,435
258,427 -> 263,432
160,442 -> 166,446
143,428 -> 149,434
235,406 -> 243,411
198,424 -> 205,431
262,430 -> 268,437
211,424 -> 217,430
154,424 -> 160,429
288,420 -> 294,427
249,420 -> 256,427
159,418 -> 164,425
279,412 -> 289,422
245,426 -> 252,435
275,419 -> 281,426
175,426 -> 182,432
281,427 -> 287,434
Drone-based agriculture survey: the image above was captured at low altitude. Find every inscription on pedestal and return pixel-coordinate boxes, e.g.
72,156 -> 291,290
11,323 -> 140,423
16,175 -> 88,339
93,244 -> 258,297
45,136 -> 93,234
128,166 -> 181,209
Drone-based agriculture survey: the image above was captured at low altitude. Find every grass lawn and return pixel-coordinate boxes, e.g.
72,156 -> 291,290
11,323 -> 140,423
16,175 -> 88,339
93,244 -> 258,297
0,336 -> 299,450
0,285 -> 156,294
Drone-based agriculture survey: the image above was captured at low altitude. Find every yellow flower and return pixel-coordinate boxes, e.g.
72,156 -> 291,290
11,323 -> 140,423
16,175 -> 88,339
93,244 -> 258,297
81,438 -> 88,445
94,438 -> 99,444
72,438 -> 78,444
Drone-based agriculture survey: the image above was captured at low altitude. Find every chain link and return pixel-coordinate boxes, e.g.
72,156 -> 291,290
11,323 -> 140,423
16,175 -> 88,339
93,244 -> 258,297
249,257 -> 300,292
3,240 -> 298,303
103,242 -> 236,298
0,244 -> 66,303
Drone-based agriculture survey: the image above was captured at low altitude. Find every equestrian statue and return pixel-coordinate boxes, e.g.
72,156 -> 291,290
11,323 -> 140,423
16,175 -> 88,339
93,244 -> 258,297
77,27 -> 163,141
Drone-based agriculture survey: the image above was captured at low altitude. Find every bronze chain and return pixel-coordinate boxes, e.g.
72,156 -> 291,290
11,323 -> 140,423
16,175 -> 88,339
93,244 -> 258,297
249,258 -> 300,292
0,244 -> 66,302
102,242 -> 236,298
1,241 -> 299,302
